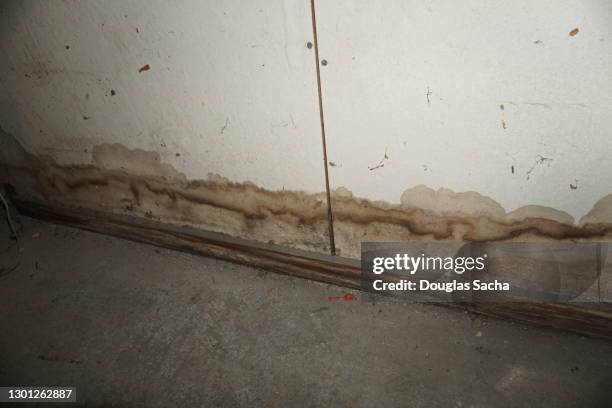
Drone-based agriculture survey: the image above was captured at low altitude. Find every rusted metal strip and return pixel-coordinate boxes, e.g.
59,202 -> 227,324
309,0 -> 336,255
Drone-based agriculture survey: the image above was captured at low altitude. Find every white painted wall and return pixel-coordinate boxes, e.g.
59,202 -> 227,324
0,0 -> 326,194
1,0 -> 611,252
317,0 -> 612,221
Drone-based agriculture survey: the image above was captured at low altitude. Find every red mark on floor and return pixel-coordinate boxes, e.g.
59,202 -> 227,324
343,293 -> 356,301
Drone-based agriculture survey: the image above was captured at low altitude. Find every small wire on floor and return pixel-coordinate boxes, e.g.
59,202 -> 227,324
0,191 -> 21,278
0,191 -> 18,241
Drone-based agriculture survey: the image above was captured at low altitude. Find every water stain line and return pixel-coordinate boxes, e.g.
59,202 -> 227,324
310,0 -> 336,255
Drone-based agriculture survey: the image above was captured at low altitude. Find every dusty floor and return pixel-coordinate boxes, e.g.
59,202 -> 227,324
0,217 -> 611,407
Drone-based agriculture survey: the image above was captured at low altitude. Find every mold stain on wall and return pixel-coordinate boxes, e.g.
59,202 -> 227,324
1,129 -> 612,259
0,131 -> 332,254
332,187 -> 612,258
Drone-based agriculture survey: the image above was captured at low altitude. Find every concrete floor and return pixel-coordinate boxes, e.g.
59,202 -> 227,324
0,217 -> 611,407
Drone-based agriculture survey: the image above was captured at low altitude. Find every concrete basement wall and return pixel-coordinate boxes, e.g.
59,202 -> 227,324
317,0 -> 612,257
0,0 -> 332,253
1,0 -> 612,259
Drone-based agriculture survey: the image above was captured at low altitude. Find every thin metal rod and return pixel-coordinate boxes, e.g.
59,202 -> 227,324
309,0 -> 336,255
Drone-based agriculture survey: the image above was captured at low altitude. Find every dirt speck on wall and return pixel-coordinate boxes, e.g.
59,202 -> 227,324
1,129 -> 612,259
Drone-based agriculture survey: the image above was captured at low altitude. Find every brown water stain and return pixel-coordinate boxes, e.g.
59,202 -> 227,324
1,131 -> 612,259
0,136 -> 331,253
331,186 -> 612,257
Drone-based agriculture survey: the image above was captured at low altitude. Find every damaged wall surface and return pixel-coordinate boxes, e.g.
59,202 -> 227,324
1,0 -> 612,260
0,0 -> 332,253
